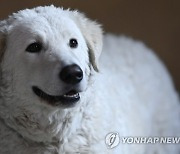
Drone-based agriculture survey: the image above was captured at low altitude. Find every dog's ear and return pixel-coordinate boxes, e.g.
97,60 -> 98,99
70,11 -> 103,72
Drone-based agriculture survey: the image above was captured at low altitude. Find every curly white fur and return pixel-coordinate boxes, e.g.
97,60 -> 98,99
0,6 -> 179,154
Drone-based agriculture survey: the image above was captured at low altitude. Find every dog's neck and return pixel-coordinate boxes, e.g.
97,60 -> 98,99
0,88 -> 92,147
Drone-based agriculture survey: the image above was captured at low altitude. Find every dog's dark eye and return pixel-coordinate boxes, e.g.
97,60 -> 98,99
69,39 -> 78,48
26,42 -> 42,53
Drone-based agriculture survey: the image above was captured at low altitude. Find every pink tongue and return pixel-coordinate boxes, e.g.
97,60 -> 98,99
66,90 -> 77,95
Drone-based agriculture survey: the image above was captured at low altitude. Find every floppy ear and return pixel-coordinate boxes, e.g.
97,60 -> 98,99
70,11 -> 103,72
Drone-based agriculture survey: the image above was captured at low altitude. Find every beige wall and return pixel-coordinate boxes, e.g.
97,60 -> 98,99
0,0 -> 180,91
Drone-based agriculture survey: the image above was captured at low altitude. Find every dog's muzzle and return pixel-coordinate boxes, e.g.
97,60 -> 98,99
32,64 -> 83,107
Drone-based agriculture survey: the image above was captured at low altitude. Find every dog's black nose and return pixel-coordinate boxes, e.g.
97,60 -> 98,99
60,64 -> 83,84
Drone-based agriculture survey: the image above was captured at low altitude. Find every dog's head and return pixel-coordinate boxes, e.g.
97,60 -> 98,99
0,6 -> 103,110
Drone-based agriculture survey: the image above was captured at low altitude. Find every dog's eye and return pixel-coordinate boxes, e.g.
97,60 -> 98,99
69,39 -> 78,48
26,42 -> 42,53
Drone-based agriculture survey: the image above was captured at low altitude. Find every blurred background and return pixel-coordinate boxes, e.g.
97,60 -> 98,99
0,0 -> 180,91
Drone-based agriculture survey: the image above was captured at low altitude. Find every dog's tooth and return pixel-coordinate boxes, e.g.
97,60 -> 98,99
63,93 -> 79,98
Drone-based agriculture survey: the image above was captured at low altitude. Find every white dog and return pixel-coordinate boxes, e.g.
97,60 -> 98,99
0,6 -> 179,154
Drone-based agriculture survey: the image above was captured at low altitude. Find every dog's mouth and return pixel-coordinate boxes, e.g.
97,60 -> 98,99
32,86 -> 80,107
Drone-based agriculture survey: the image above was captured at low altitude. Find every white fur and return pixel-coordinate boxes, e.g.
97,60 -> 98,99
0,6 -> 179,154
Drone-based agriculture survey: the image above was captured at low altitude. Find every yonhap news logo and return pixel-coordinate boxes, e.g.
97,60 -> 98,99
105,132 -> 180,149
105,132 -> 120,149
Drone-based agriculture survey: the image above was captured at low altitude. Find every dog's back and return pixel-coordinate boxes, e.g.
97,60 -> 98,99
92,34 -> 180,153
